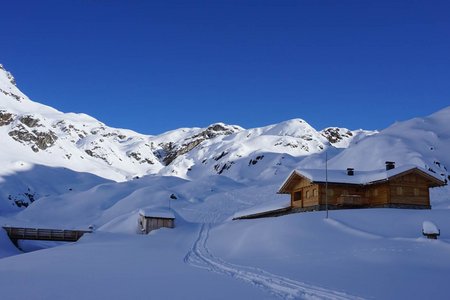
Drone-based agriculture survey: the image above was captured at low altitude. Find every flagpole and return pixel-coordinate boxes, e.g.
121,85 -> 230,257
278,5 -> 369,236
325,149 -> 329,219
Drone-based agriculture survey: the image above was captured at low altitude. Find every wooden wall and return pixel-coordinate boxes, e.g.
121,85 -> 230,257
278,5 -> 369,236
139,216 -> 175,234
388,173 -> 430,206
290,178 -> 319,208
364,183 -> 390,205
318,184 -> 375,206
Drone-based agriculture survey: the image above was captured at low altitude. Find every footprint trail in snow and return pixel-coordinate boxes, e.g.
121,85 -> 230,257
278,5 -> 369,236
184,223 -> 363,300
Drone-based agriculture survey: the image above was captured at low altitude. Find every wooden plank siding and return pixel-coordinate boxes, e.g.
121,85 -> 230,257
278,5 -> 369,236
2,227 -> 91,243
364,183 -> 390,206
388,173 -> 431,206
290,178 -> 319,208
319,184 -> 371,206
140,216 -> 175,234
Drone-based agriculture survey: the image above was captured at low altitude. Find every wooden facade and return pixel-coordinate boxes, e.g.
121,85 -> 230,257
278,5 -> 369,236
138,210 -> 175,234
279,167 -> 445,210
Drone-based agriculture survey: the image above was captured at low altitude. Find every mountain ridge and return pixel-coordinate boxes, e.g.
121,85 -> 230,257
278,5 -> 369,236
0,64 -> 372,182
1,64 -> 448,212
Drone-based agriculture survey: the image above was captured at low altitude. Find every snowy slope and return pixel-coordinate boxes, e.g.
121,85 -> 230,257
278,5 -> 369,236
324,107 -> 450,174
0,64 -> 372,210
0,64 -> 163,182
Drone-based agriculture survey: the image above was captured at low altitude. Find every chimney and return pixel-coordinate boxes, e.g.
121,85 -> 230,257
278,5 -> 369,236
347,168 -> 354,176
385,161 -> 395,171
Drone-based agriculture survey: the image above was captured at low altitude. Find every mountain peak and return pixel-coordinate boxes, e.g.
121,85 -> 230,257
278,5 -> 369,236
205,122 -> 244,134
0,64 -> 16,86
0,65 -> 29,109
262,118 -> 317,138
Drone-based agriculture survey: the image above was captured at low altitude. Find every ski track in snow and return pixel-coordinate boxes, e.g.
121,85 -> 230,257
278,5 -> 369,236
184,223 -> 363,300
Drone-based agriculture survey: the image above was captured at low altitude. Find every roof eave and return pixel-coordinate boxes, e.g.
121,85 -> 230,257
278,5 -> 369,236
277,170 -> 312,194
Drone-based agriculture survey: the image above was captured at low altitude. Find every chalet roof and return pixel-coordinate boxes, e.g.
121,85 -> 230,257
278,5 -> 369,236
139,208 -> 175,219
278,165 -> 446,194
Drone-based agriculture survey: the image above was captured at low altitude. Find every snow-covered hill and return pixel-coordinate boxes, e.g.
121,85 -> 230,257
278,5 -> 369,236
325,107 -> 450,174
0,64 -> 374,210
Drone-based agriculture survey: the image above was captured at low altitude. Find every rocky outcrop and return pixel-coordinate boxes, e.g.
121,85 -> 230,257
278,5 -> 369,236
0,88 -> 22,102
190,123 -> 239,140
161,123 -> 241,165
20,115 -> 42,127
321,127 -> 353,144
8,124 -> 58,152
85,147 -> 110,164
128,151 -> 155,164
162,139 -> 203,166
0,110 -> 14,126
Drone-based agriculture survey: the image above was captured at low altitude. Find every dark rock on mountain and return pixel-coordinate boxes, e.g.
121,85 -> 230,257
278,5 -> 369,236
321,127 -> 353,144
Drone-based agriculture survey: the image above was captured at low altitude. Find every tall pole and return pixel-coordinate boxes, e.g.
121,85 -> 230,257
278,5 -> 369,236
325,150 -> 329,219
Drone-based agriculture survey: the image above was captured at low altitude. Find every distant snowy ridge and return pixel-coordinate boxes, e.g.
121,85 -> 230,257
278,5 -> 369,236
1,63 -> 449,212
0,64 -> 377,210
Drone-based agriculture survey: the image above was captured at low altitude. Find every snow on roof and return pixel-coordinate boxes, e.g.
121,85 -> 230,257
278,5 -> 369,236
279,165 -> 445,193
139,208 -> 175,219
232,199 -> 291,220
422,221 -> 439,234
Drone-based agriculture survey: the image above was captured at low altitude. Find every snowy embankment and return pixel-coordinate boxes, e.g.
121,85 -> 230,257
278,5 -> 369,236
0,209 -> 449,299
0,229 -> 21,258
209,209 -> 450,300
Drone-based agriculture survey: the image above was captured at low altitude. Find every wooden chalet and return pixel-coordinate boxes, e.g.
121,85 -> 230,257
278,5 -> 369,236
138,209 -> 175,234
278,162 -> 446,211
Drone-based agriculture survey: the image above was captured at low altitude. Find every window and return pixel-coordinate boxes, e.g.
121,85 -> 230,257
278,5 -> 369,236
373,189 -> 378,196
313,189 -> 318,197
414,188 -> 419,196
397,187 -> 403,195
306,190 -> 310,198
294,191 -> 302,201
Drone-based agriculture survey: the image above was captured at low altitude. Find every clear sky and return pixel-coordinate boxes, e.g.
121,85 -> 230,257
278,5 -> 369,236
1,0 -> 449,134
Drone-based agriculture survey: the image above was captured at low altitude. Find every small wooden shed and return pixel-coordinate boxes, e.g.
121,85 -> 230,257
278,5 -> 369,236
138,209 -> 175,234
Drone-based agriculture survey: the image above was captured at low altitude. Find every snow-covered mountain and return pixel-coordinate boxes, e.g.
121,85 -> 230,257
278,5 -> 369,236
0,64 -> 376,210
1,63 -> 449,212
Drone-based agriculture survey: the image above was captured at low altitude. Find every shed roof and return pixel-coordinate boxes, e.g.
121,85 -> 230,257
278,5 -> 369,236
139,208 -> 175,219
278,165 -> 445,194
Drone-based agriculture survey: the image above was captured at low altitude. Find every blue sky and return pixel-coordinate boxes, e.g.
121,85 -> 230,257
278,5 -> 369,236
1,0 -> 449,134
